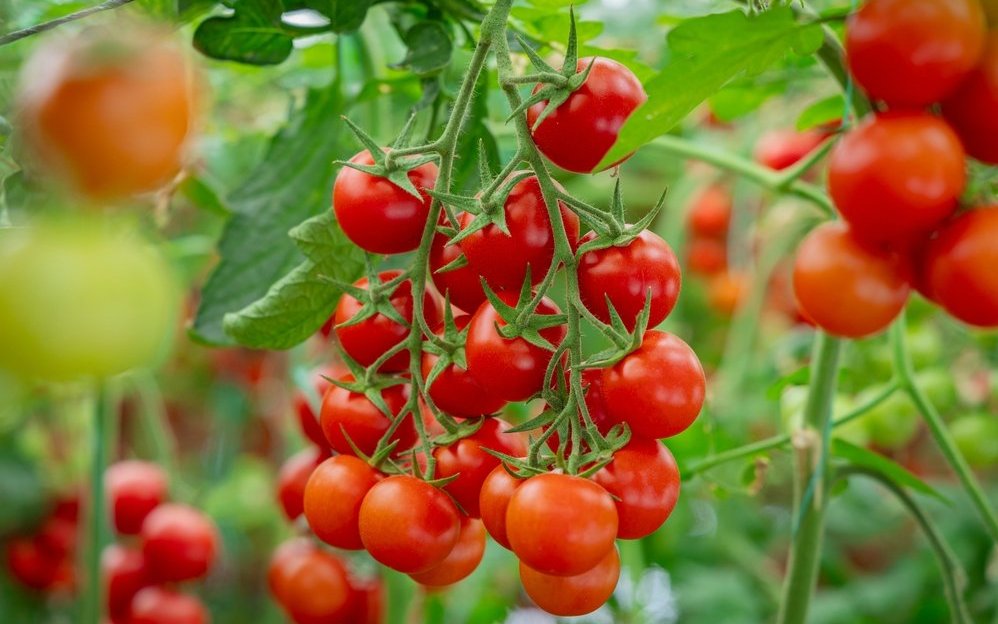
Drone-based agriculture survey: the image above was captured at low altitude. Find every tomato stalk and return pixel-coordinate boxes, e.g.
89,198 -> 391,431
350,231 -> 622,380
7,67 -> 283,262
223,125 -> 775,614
0,0 -> 136,46
81,381 -> 113,624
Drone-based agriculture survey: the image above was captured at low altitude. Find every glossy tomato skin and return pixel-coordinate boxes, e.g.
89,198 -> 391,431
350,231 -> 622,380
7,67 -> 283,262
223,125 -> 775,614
319,379 -> 416,457
293,365 -> 340,450
527,57 -> 646,173
303,455 -> 381,550
465,293 -> 566,402
506,473 -> 618,576
334,271 -> 441,372
333,150 -> 438,254
793,222 -> 911,338
942,33 -> 998,165
409,518 -> 486,587
458,175 -> 579,294
127,587 -> 209,624
827,112 -> 966,248
422,316 -> 506,418
102,544 -> 149,618
106,461 -> 168,536
754,128 -> 828,171
434,418 -> 526,518
478,465 -> 524,550
593,439 -> 680,539
430,229 -> 487,314
277,446 -> 326,522
279,549 -> 356,624
578,230 -> 681,331
519,547 -> 620,617
140,503 -> 219,583
601,331 -> 706,439
687,184 -> 732,238
358,475 -> 461,574
845,0 -> 985,107
921,207 -> 998,327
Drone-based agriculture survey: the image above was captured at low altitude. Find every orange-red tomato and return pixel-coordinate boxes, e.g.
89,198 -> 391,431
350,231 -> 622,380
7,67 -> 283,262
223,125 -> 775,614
707,271 -> 749,317
942,33 -> 998,164
319,378 -> 416,457
422,316 -> 506,418
277,447 -> 327,522
478,465 -> 524,550
519,547 -> 620,617
687,237 -> 728,275
593,439 -> 680,540
278,548 -> 356,624
687,184 -> 733,237
127,587 -> 209,624
140,503 -> 219,583
754,128 -> 828,171
409,518 -> 486,587
303,455 -> 381,550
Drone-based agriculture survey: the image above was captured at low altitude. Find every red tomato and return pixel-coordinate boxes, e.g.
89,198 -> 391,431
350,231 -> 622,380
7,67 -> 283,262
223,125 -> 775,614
942,33 -> 998,164
478,465 -> 524,550
334,270 -> 441,372
527,57 -> 646,173
359,475 -> 461,574
52,494 -> 80,522
519,547 -> 620,617
140,503 -> 219,583
687,184 -> 732,237
827,112 -> 966,248
280,549 -> 356,624
333,149 -> 438,254
465,293 -> 566,402
601,331 -> 706,439
106,460 -> 168,536
920,207 -> 998,327
845,0 -> 986,107
753,128 -> 828,171
303,455 -> 381,550
409,518 -> 486,587
793,221 -> 911,338
348,575 -> 385,624
578,230 -> 681,331
277,446 -> 326,522
545,368 -> 616,455
33,514 -> 76,559
434,418 -> 526,518
593,439 -> 680,539
707,271 -> 748,318
103,544 -> 149,618
422,316 -> 506,418
293,365 -> 339,450
5,537 -> 59,590
686,236 -> 728,275
127,587 -> 209,624
429,228 -> 486,314
506,473 -> 618,576
319,378 -> 416,457
458,175 -> 579,293
267,538 -> 315,605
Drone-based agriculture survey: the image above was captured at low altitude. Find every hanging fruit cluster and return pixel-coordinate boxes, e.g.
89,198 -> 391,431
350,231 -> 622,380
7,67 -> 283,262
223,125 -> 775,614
3,493 -> 80,594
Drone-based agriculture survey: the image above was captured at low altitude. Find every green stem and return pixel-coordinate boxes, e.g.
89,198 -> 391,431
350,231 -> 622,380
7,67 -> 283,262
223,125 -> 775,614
0,0 -> 135,46
128,372 -> 179,479
82,381 -> 113,624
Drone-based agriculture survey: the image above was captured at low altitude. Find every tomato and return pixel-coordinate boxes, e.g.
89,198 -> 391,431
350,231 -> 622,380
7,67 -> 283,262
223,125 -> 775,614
429,228 -> 487,314
707,271 -> 748,317
267,538 -> 314,605
527,57 -> 646,173
334,270 -> 441,372
422,316 -> 506,418
140,503 -> 219,583
409,518 -> 486,587
319,378 -> 416,457
458,175 -> 579,293
545,369 -> 616,455
506,473 -> 618,576
845,0 -> 985,107
577,230 -> 681,331
519,547 -> 620,617
592,438 -> 680,540
686,236 -> 728,275
102,544 -> 149,618
601,331 -> 706,439
827,112 -> 966,248
5,537 -> 59,590
921,207 -> 998,327
434,418 -> 526,517
942,33 -> 998,164
950,413 -> 998,469
687,184 -> 732,238
348,575 -> 385,624
465,293 -> 566,402
0,220 -> 177,382
293,365 -> 339,450
303,455 -> 381,550
358,475 -> 461,574
277,446 -> 326,522
127,587 -> 209,624
106,460 -> 168,535
478,465 -> 523,550
333,149 -> 438,254
753,128 -> 828,171
18,27 -> 197,200
280,549 -> 356,624
859,390 -> 920,451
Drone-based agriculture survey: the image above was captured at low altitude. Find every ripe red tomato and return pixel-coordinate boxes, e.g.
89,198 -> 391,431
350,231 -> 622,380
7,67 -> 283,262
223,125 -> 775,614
506,473 -> 618,576
845,0 -> 986,107
458,175 -> 579,293
102,544 -> 149,618
478,465 -> 523,550
793,221 -> 911,338
348,575 -> 385,624
267,538 -> 314,605
686,236 -> 728,275
422,316 -> 506,418
140,503 -> 219,583
333,149 -> 438,254
920,207 -> 998,327
303,455 -> 381,550
687,184 -> 732,238
279,549 -> 356,624
527,57 -> 646,173
578,230 -> 681,331
593,439 -> 680,540
334,270 -> 441,372
753,128 -> 828,171
601,331 -> 706,439
465,293 -> 566,402
519,547 -> 620,617
293,365 -> 339,450
5,537 -> 60,590
106,460 -> 169,536
827,112 -> 966,248
319,378 -> 416,457
33,514 -> 76,559
429,228 -> 487,313
942,33 -> 998,165
409,518 -> 486,587
358,475 -> 461,574
434,418 -> 526,518
127,587 -> 209,624
277,446 -> 326,522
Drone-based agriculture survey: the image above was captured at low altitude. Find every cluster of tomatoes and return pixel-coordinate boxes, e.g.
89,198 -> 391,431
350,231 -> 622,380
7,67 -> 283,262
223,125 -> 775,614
4,493 -> 80,594
684,183 -> 748,316
793,0 -> 998,337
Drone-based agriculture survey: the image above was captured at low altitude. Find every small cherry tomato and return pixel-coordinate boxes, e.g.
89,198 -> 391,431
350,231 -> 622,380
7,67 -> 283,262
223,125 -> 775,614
106,460 -> 169,536
545,369 -> 616,455
319,378 -> 416,457
686,236 -> 728,275
277,446 -> 326,522
519,546 -> 620,617
127,587 -> 209,624
102,544 -> 149,618
303,455 -> 381,550
409,518 -> 487,587
942,33 -> 998,165
267,538 -> 315,605
279,548 -> 356,624
349,575 -> 385,624
478,465 -> 524,550
593,438 -> 680,539
140,503 -> 219,583
753,128 -> 828,171
422,316 -> 506,418
707,271 -> 749,318
293,365 -> 340,450
687,184 -> 732,237
5,537 -> 59,590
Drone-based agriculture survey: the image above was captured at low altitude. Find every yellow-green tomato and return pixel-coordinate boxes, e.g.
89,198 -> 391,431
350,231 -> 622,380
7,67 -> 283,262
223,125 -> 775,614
0,220 -> 176,381
860,390 -> 920,451
949,414 -> 998,469
914,370 -> 958,416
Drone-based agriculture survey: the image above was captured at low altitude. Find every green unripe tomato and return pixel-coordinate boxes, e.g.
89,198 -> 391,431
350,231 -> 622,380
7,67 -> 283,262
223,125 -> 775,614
780,386 -> 868,445
914,370 -> 958,416
0,220 -> 177,381
860,390 -> 920,451
949,414 -> 998,469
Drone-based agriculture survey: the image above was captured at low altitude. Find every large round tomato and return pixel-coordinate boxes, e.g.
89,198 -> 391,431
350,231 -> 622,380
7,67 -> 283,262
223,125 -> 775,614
278,548 -> 356,624
920,207 -> 998,327
592,438 -> 680,540
303,455 -> 381,550
519,547 -> 620,617
578,230 -> 681,331
140,503 -> 219,583
409,518 -> 486,587
333,150 -> 438,254
334,270 -> 440,372
478,465 -> 523,550
102,544 -> 149,618
465,293 -> 566,402
319,378 -> 416,457
358,475 -> 461,574
845,0 -> 986,107
458,175 -> 579,293
527,57 -> 646,173
506,473 -> 618,576
687,184 -> 732,238
827,112 -> 966,248
429,228 -> 486,313
277,446 -> 326,522
127,587 -> 209,624
601,331 -> 706,439
793,221 -> 911,337
754,128 -> 828,171
106,460 -> 168,536
943,33 -> 998,165
422,316 -> 506,418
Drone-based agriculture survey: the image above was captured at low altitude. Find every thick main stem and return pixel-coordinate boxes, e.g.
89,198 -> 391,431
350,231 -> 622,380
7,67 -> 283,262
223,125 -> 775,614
82,382 -> 112,624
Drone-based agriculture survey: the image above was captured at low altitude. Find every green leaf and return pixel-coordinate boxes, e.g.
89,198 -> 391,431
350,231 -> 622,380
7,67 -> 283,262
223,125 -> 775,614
796,94 -> 846,131
766,366 -> 810,401
177,176 -> 230,216
135,0 -> 177,19
598,7 -> 823,168
832,439 -> 947,502
396,22 -> 453,76
708,80 -> 786,122
193,0 -> 293,66
300,0 -> 373,32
